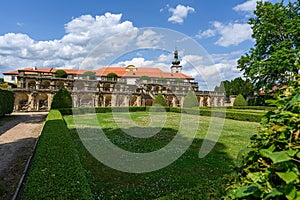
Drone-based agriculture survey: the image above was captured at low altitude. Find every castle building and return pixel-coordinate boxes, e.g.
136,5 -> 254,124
3,51 -> 225,111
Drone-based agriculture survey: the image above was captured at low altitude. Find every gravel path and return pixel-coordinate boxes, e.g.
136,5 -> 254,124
0,112 -> 48,200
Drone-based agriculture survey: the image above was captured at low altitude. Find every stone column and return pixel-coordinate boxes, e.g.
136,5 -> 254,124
172,96 -> 176,107
199,96 -> 204,107
180,96 -> 185,108
207,96 -> 211,107
111,94 -> 117,107
48,93 -> 53,110
137,95 -> 142,106
103,95 -> 106,107
124,95 -> 129,107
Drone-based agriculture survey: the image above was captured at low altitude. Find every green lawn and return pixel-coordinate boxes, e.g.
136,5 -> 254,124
64,112 -> 259,199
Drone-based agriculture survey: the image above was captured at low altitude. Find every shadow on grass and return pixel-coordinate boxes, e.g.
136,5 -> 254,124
70,126 -> 234,200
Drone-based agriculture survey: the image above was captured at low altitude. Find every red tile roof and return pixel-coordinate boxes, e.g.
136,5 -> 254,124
3,66 -> 193,80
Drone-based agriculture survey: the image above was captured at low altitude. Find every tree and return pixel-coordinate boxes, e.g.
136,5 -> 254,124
183,91 -> 199,108
226,76 -> 300,199
55,70 -> 68,78
153,93 -> 167,107
106,73 -> 118,79
214,78 -> 254,98
83,71 -> 96,80
51,87 -> 72,109
237,1 -> 300,91
233,94 -> 247,106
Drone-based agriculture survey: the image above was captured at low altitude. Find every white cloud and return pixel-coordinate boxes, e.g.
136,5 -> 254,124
0,13 -> 140,72
168,5 -> 195,24
136,30 -> 163,48
196,29 -> 216,39
197,21 -> 253,47
233,0 -> 265,12
213,22 -> 253,47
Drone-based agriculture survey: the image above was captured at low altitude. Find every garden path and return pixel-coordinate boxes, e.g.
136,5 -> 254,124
0,112 -> 48,200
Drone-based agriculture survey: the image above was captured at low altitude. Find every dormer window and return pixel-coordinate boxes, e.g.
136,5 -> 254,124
125,65 -> 137,72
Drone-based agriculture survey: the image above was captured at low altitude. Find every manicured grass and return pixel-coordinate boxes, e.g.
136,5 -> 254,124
64,112 -> 259,199
22,110 -> 93,200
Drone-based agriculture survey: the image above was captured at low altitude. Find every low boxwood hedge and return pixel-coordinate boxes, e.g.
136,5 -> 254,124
60,106 -> 263,122
22,110 -> 93,200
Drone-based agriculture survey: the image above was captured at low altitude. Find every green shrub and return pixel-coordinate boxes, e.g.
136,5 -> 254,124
51,87 -> 72,109
83,71 -> 96,80
22,110 -> 93,199
183,91 -> 199,108
226,78 -> 300,199
60,106 -> 148,115
153,93 -> 167,107
55,69 -> 68,78
106,72 -> 118,79
233,94 -> 247,106
0,89 -> 14,116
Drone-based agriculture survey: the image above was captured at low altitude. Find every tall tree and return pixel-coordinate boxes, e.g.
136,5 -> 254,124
237,1 -> 300,91
214,78 -> 254,98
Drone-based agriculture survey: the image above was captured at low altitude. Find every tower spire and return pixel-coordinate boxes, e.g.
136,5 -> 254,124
170,49 -> 182,73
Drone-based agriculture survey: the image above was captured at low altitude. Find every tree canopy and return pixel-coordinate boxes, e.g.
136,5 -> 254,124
83,71 -> 96,80
51,87 -> 72,109
55,70 -> 68,78
214,77 -> 254,98
237,1 -> 300,91
153,93 -> 167,107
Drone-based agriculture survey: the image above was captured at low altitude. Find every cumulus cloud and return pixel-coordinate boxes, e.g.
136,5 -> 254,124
0,12 -> 140,72
233,0 -> 265,12
213,22 -> 253,47
168,4 -> 195,24
196,29 -> 216,39
197,21 -> 253,47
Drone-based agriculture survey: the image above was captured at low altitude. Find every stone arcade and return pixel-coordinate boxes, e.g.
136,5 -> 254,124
3,51 -> 225,111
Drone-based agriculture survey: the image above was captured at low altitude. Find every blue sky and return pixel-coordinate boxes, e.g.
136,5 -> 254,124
0,0 -> 284,88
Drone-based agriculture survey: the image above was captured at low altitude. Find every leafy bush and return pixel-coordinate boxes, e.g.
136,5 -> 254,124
0,89 -> 14,116
183,91 -> 199,108
51,87 -> 72,109
83,71 -> 96,80
233,94 -> 247,106
55,69 -> 68,78
153,93 -> 167,107
106,72 -> 118,79
226,78 -> 300,199
22,110 -> 93,199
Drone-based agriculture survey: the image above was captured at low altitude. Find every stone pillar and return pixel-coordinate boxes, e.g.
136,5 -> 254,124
14,93 -> 19,111
219,97 -> 224,107
103,95 -> 106,107
48,93 -> 53,110
137,95 -> 142,106
199,96 -> 204,107
124,95 -> 129,107
95,95 -> 100,107
207,96 -> 211,107
171,96 -> 175,107
180,96 -> 185,108
111,94 -> 117,107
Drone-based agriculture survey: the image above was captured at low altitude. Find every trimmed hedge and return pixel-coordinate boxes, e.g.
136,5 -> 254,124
51,87 -> 72,109
233,94 -> 247,106
60,106 -> 263,122
0,89 -> 14,116
22,110 -> 93,200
